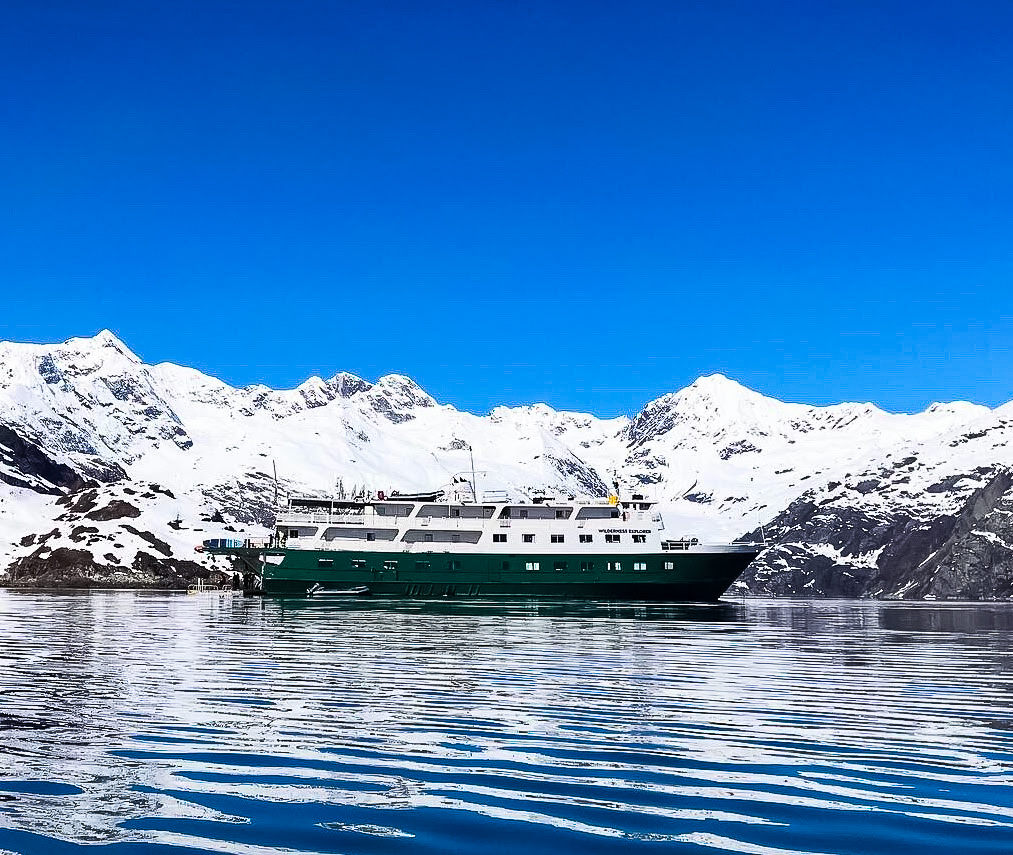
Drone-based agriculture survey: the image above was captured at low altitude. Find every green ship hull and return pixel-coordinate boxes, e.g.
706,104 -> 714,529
246,546 -> 757,601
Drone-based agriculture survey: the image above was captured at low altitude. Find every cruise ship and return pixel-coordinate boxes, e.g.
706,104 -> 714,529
201,482 -> 761,600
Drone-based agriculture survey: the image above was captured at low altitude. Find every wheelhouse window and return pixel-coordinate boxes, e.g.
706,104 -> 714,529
550,534 -> 564,544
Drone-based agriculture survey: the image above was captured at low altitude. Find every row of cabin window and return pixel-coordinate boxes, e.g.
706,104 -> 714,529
294,530 -> 647,544
318,557 -> 669,572
376,507 -> 622,520
495,532 -> 648,544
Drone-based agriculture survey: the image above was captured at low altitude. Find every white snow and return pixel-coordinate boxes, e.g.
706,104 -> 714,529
1,331 -> 1012,570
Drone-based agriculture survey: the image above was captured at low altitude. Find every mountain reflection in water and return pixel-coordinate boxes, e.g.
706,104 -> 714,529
0,592 -> 1012,855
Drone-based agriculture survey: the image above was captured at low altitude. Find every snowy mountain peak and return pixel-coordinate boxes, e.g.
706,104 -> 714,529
326,372 -> 373,399
372,374 -> 436,408
70,329 -> 141,363
687,372 -> 752,395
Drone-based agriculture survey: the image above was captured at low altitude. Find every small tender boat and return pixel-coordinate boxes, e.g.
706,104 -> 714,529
306,583 -> 371,597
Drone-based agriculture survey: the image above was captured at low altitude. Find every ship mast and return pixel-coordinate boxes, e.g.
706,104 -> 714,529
469,443 -> 479,503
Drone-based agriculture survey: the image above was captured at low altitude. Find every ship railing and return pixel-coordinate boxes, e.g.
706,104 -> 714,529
661,538 -> 700,551
278,511 -> 364,525
277,512 -> 332,524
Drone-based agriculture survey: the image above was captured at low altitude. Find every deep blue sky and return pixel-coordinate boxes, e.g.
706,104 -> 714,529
2,1 -> 1011,416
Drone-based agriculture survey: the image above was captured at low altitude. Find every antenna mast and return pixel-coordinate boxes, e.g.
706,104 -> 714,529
469,443 -> 479,502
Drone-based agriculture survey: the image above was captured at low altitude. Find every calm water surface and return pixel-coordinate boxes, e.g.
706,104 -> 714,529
0,592 -> 1012,854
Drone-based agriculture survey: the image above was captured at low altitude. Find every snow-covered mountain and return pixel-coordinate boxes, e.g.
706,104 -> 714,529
1,331 -> 1011,597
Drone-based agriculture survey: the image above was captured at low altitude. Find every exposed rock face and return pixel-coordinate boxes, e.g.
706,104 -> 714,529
7,546 -> 208,589
85,500 -> 141,521
737,468 -> 1013,599
0,425 -> 90,493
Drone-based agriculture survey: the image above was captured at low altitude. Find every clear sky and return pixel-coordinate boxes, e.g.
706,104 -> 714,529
2,1 -> 1011,416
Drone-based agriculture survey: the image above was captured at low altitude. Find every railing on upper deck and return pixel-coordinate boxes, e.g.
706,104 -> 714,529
661,538 -> 700,551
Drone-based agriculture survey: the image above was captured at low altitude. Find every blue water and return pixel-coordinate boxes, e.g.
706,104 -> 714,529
1,593 -> 1012,854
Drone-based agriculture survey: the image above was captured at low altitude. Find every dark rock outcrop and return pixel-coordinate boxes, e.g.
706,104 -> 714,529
8,545 -> 208,589
85,500 -> 141,521
737,467 -> 1013,599
0,425 -> 90,493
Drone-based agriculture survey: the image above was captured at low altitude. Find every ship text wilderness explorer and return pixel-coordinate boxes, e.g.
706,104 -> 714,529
203,483 -> 761,600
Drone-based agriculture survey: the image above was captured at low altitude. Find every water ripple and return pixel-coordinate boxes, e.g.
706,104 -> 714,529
1,592 -> 1012,853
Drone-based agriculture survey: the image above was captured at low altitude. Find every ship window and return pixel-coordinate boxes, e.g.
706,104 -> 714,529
553,561 -> 567,571
633,562 -> 647,571
550,534 -> 564,544
664,561 -> 674,570
384,560 -> 397,570
452,534 -> 461,543
555,509 -> 565,519
605,534 -> 620,544
608,561 -> 622,572
632,535 -> 646,544
525,561 -> 540,572
611,511 -> 620,518
579,534 -> 592,544
415,561 -> 430,570
448,560 -> 461,570
288,530 -> 299,538
424,533 -> 433,542
451,508 -> 460,518
493,533 -> 506,543
376,506 -> 385,515
317,558 -> 333,567
523,534 -> 534,543
351,559 -> 365,568
580,561 -> 594,572
501,561 -> 510,571
501,508 -> 511,518
366,532 -> 376,541
519,509 -> 528,519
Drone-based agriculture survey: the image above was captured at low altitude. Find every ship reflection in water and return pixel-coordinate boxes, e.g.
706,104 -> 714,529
1,592 -> 1013,854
